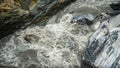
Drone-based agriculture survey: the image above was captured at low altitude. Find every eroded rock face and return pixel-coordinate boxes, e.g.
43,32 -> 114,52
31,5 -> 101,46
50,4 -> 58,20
82,14 -> 120,68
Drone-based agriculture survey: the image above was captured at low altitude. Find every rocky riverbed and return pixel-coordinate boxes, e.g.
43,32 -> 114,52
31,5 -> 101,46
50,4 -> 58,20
0,0 -> 120,68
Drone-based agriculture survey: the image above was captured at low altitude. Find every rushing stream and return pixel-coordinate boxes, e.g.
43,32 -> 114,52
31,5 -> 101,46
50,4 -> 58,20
0,0 -> 120,68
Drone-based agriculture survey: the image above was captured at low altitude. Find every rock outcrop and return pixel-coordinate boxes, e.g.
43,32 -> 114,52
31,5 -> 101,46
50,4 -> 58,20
82,2 -> 120,68
0,0 -> 76,39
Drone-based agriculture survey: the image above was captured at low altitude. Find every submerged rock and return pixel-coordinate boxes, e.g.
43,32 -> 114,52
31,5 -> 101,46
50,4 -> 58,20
24,34 -> 39,43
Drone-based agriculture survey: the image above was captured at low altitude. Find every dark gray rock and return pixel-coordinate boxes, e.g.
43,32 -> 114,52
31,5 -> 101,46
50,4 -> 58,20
110,2 -> 120,10
82,14 -> 120,68
106,2 -> 120,16
106,10 -> 120,16
71,15 -> 93,25
70,7 -> 100,26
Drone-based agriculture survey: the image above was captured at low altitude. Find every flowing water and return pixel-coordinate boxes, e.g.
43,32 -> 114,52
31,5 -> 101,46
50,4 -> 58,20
0,0 -> 119,68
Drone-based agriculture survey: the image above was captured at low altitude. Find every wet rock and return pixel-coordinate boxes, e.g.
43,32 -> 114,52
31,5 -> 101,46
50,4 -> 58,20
110,2 -> 120,10
0,0 -> 76,40
106,10 -> 120,16
24,34 -> 39,43
106,2 -> 120,16
70,7 -> 100,26
1,0 -> 120,68
71,15 -> 93,25
82,14 -> 120,68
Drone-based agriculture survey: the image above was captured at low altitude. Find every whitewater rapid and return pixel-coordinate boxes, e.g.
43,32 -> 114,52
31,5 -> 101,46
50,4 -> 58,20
0,13 -> 94,68
0,0 -> 119,68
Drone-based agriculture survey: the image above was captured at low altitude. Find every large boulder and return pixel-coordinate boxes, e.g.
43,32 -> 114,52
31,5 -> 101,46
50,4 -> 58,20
82,13 -> 120,68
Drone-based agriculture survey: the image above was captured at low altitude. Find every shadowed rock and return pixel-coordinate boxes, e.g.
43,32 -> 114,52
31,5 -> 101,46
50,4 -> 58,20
110,2 -> 120,10
0,0 -> 76,39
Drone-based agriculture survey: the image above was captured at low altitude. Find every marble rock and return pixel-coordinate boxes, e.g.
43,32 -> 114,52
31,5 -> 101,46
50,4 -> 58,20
82,14 -> 120,68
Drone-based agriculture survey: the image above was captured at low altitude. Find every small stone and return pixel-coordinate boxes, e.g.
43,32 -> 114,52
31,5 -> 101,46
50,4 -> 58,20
24,34 -> 39,43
